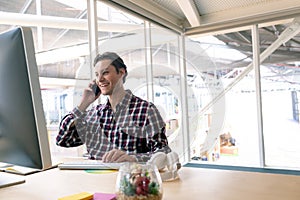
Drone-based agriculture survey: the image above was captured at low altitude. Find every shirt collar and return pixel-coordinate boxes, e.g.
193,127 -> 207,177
116,89 -> 132,111
103,89 -> 132,111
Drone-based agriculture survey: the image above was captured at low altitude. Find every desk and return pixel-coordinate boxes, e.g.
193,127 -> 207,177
1,166 -> 300,200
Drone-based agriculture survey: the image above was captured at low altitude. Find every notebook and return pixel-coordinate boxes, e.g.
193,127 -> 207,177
0,172 -> 25,188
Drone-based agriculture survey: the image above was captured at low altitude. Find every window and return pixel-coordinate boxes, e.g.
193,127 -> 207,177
188,20 -> 300,170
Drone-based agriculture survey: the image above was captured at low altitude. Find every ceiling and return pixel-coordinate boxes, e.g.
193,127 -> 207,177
103,0 -> 300,35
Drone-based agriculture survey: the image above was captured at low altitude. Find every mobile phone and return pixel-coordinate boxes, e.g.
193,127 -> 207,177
92,83 -> 101,96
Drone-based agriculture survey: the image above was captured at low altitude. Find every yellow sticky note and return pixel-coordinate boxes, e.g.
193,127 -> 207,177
58,192 -> 93,200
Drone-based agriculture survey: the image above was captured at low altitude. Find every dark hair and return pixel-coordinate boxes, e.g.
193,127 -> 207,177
93,52 -> 128,83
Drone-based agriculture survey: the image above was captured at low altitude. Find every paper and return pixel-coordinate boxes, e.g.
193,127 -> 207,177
58,192 -> 93,200
93,192 -> 116,200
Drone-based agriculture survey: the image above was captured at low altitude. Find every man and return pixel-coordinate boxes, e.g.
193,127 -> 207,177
56,52 -> 171,162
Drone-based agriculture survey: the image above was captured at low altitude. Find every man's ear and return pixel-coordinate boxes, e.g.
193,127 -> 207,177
119,68 -> 126,76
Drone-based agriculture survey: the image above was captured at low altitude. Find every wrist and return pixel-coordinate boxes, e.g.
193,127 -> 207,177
78,102 -> 89,112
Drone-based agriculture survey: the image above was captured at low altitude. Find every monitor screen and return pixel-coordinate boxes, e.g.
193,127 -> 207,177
0,27 -> 52,171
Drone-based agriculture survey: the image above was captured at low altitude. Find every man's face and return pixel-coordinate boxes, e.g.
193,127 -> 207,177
94,59 -> 125,96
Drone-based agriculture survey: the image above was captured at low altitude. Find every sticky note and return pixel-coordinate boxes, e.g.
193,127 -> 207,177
93,192 -> 117,200
58,192 -> 93,200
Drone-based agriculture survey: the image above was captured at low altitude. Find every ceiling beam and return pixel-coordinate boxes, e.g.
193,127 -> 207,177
0,11 -> 141,32
175,0 -> 201,27
101,0 -> 184,33
185,0 -> 300,35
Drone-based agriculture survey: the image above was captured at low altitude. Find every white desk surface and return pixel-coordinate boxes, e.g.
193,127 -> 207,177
1,166 -> 300,200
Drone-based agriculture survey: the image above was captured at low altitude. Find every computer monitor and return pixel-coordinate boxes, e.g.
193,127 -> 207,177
0,26 -> 52,177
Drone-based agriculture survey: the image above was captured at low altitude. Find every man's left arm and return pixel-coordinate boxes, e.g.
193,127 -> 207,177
134,104 -> 172,162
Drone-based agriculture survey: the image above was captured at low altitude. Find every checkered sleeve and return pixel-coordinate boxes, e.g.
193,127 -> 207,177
135,103 -> 172,162
56,107 -> 85,147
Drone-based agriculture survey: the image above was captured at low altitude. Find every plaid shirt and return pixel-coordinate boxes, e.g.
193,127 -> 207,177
56,90 -> 170,161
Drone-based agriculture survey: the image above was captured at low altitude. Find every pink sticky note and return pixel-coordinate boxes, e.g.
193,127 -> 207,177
93,193 -> 116,200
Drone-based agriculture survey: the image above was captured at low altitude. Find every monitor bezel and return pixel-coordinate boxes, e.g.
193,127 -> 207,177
22,26 -> 52,170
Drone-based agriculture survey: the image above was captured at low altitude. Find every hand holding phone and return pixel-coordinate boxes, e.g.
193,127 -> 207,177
92,83 -> 101,96
78,82 -> 101,111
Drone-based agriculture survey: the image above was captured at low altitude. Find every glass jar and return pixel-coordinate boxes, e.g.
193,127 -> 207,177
115,162 -> 163,200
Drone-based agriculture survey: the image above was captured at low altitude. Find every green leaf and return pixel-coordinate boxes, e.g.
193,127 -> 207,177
148,182 -> 159,195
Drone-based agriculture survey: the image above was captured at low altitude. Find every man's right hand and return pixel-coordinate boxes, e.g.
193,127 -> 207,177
78,81 -> 100,111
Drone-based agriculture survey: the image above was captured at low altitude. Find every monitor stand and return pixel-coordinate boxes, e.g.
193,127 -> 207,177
0,172 -> 25,188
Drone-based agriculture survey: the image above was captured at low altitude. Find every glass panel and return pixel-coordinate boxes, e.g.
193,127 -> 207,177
97,1 -> 144,44
151,26 -> 182,157
42,0 -> 87,18
260,20 -> 300,170
187,29 -> 260,167
0,0 -> 36,14
38,2 -> 89,161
